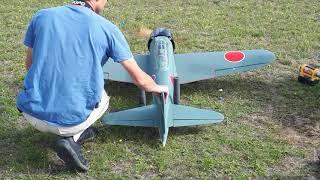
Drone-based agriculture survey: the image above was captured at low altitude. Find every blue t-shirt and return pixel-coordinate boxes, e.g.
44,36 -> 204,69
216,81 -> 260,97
16,5 -> 133,126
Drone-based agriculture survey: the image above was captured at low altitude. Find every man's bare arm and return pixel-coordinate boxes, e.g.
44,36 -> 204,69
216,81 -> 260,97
26,48 -> 32,70
120,58 -> 168,94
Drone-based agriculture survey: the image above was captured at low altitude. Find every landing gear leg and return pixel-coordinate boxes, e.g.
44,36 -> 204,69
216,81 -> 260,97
173,77 -> 180,104
139,90 -> 147,106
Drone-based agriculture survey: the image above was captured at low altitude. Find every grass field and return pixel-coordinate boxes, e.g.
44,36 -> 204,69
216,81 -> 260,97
0,0 -> 319,178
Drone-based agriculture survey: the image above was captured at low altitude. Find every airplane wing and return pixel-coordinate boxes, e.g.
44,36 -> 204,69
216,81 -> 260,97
102,105 -> 160,127
172,105 -> 224,127
103,54 -> 149,83
174,49 -> 276,84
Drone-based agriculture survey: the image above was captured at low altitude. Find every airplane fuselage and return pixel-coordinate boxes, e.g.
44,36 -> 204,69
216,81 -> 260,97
148,36 -> 176,145
149,36 -> 176,98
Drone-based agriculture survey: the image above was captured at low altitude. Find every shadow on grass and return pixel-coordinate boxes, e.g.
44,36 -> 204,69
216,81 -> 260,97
301,159 -> 320,179
96,125 -> 203,149
0,126 -> 77,175
306,161 -> 320,179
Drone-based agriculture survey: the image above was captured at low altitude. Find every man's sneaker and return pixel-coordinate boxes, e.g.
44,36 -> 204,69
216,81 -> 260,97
56,137 -> 89,171
77,127 -> 98,144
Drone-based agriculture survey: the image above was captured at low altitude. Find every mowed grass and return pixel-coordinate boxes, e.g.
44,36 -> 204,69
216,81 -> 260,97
0,0 -> 319,178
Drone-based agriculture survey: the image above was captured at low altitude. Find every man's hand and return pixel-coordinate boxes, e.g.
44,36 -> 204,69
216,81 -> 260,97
152,85 -> 169,96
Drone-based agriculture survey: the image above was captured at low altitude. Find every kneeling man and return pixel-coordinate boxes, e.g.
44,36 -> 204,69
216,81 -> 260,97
17,0 -> 167,171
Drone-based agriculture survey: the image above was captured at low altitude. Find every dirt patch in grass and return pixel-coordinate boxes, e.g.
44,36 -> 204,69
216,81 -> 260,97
136,25 -> 152,39
111,160 -> 134,174
135,171 -> 158,179
248,113 -> 278,131
15,115 -> 29,129
267,156 -> 306,176
279,128 -> 313,146
279,116 -> 320,144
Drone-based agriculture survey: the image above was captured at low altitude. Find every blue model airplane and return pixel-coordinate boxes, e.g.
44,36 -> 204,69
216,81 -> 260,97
102,28 -> 276,146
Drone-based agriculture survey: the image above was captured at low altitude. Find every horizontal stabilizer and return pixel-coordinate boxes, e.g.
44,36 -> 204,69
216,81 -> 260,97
173,105 -> 224,127
103,54 -> 149,83
102,105 -> 159,127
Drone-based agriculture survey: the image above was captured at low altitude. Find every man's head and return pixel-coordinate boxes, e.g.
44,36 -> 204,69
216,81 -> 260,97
85,0 -> 108,15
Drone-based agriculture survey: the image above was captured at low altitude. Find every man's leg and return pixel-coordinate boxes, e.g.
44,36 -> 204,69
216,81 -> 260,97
23,91 -> 110,171
56,90 -> 110,141
23,91 -> 109,140
56,91 -> 109,171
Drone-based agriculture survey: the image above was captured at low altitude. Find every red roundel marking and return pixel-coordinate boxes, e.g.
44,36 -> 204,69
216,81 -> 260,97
224,51 -> 245,62
170,75 -> 175,85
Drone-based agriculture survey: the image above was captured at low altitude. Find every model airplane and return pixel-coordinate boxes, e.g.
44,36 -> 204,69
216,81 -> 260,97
102,28 -> 276,146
